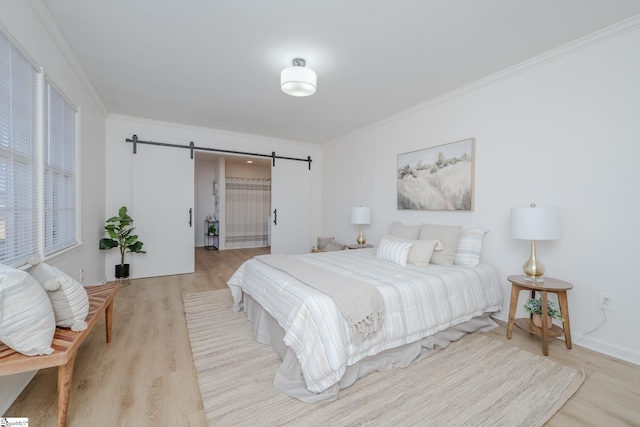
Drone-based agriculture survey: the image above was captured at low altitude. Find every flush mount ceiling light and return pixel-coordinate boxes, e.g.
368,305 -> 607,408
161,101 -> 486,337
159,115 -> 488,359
281,58 -> 317,97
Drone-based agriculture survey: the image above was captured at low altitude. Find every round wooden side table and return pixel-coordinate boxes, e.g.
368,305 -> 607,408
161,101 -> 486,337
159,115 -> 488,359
506,275 -> 572,356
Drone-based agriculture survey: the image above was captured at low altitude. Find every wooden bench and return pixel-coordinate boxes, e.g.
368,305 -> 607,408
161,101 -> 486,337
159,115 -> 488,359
0,282 -> 119,427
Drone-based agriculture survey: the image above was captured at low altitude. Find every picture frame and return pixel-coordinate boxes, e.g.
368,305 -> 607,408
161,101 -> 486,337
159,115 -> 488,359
397,138 -> 475,211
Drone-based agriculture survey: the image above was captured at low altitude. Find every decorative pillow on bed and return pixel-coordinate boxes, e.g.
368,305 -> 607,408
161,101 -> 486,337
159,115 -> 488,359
317,237 -> 335,251
389,221 -> 421,240
454,229 -> 487,267
376,238 -> 412,266
418,224 -> 462,266
30,263 -> 89,332
383,234 -> 442,266
325,241 -> 346,252
0,269 -> 56,356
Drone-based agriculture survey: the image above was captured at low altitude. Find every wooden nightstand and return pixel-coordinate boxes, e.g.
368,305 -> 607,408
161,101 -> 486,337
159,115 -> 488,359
506,275 -> 572,356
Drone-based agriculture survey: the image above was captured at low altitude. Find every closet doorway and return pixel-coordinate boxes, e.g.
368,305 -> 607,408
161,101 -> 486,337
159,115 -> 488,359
194,153 -> 272,252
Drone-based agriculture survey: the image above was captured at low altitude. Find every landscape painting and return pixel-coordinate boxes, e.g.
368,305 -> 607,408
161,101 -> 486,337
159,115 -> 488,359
397,138 -> 474,211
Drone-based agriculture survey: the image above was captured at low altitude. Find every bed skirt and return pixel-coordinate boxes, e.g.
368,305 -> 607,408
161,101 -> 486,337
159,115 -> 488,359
242,293 -> 498,403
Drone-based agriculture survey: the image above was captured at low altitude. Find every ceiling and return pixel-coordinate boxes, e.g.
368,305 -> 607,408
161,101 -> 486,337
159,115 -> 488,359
42,0 -> 640,144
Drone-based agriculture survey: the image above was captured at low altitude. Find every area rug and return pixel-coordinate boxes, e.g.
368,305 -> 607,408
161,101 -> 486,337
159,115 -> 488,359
183,289 -> 584,427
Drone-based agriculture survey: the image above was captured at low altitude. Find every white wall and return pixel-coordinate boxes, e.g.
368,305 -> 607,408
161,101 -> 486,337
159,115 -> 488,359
0,0 -> 107,413
105,114 -> 322,276
322,23 -> 640,364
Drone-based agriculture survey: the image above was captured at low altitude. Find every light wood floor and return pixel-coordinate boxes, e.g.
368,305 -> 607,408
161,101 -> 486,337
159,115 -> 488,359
4,247 -> 640,426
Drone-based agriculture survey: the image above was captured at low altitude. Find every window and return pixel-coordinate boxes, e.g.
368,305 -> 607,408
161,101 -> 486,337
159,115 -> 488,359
0,30 -> 77,266
44,82 -> 77,255
0,32 -> 38,265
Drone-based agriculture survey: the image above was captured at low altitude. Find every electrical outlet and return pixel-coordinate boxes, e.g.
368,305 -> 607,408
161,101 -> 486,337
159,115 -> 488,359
598,292 -> 614,312
80,268 -> 84,284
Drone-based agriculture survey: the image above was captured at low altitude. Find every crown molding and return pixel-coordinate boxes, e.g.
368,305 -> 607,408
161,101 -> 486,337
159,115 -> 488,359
107,114 -> 316,149
27,0 -> 109,117
327,13 -> 640,147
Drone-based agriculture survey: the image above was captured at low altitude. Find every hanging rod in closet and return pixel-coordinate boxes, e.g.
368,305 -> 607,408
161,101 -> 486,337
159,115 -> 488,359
125,134 -> 313,170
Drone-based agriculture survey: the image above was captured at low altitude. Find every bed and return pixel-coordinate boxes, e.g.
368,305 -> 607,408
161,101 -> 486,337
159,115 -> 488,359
227,231 -> 503,402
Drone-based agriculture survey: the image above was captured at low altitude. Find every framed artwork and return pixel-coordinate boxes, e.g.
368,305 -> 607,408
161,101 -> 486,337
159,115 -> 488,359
397,138 -> 475,211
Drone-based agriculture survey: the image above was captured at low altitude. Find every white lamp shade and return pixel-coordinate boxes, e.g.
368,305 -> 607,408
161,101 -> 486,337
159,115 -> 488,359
351,207 -> 371,225
511,206 -> 560,240
281,66 -> 317,97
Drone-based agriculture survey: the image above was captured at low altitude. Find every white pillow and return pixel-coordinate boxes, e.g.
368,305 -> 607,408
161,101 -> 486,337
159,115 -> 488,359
383,234 -> 442,267
325,241 -> 346,252
376,238 -> 412,266
389,221 -> 421,240
30,263 -> 89,332
317,237 -> 335,251
0,269 -> 56,356
454,229 -> 487,267
419,224 -> 462,266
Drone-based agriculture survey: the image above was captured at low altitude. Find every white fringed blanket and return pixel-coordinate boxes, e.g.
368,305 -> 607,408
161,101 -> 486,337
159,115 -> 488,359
256,254 -> 384,343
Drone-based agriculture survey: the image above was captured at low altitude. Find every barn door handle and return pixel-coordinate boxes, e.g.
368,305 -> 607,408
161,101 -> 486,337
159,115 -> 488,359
273,209 -> 277,225
189,208 -> 193,227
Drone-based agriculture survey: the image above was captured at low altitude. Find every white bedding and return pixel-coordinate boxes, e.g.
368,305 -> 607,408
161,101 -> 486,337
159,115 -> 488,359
227,248 -> 503,396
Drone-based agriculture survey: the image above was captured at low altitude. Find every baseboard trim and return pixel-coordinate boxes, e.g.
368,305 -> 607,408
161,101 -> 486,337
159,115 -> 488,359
574,335 -> 640,366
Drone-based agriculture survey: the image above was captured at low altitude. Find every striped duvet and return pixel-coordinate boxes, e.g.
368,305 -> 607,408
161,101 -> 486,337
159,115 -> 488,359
228,248 -> 503,395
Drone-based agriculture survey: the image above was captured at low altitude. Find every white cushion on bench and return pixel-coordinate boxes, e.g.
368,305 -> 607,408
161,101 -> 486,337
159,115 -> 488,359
30,263 -> 89,332
0,268 -> 56,356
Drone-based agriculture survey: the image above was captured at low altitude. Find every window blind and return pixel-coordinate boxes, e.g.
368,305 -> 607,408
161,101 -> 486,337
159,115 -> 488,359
0,32 -> 39,266
44,81 -> 77,255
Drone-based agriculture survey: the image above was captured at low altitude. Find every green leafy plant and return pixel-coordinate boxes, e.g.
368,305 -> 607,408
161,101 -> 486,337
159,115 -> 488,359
523,297 -> 563,321
208,224 -> 217,235
99,206 -> 146,265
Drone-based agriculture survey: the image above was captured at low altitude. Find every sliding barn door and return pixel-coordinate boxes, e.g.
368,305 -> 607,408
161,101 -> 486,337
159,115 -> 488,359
131,144 -> 195,278
270,160 -> 311,254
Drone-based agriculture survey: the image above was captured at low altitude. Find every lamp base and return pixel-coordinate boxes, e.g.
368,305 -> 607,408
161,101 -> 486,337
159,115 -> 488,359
356,224 -> 366,246
522,240 -> 545,281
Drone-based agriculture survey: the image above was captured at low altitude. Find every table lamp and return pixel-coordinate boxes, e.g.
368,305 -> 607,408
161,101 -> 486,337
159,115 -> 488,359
511,203 -> 560,281
351,206 -> 371,246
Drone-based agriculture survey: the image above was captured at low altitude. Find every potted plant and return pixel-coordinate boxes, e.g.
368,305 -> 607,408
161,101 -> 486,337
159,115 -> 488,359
208,224 -> 217,235
523,297 -> 563,329
99,206 -> 146,279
